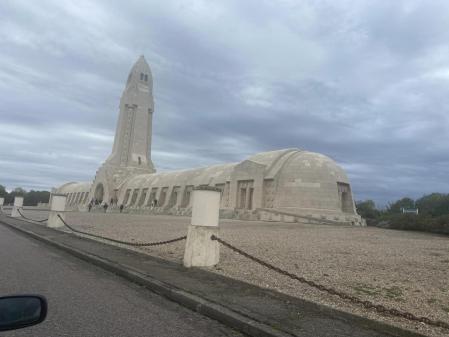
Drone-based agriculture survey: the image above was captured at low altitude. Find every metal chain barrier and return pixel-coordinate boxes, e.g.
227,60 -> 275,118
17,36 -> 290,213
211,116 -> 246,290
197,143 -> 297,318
17,208 -> 48,223
211,235 -> 449,331
57,214 -> 186,247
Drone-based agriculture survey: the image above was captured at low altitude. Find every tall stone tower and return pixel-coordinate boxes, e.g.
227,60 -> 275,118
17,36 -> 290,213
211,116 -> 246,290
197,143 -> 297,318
106,55 -> 155,170
90,55 -> 156,203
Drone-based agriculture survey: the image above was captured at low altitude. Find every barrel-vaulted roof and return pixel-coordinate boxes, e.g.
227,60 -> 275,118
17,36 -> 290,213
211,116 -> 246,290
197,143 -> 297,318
123,162 -> 237,189
279,151 -> 350,184
56,182 -> 91,194
120,148 -> 348,191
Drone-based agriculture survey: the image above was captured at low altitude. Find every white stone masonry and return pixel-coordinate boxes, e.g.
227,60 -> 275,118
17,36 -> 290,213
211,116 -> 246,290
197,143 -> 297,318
11,196 -> 24,218
183,187 -> 221,267
47,194 -> 67,228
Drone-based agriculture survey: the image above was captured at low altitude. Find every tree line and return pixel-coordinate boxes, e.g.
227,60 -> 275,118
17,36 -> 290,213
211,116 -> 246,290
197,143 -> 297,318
356,193 -> 449,234
0,185 -> 50,206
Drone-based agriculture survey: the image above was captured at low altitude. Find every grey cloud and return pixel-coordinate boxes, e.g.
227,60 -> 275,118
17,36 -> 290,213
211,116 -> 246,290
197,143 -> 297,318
0,0 -> 448,207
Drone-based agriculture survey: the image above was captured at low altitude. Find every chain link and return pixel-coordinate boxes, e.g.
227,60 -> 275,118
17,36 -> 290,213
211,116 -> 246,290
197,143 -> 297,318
17,208 -> 48,223
6,207 -> 448,330
211,235 -> 449,331
57,214 -> 186,247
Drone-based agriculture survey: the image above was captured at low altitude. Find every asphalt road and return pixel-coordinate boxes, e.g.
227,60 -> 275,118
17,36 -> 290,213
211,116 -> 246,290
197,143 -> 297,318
0,224 -> 242,337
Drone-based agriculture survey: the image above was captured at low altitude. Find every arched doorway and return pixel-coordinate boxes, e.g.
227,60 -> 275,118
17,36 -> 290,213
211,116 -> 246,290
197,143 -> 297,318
94,183 -> 104,204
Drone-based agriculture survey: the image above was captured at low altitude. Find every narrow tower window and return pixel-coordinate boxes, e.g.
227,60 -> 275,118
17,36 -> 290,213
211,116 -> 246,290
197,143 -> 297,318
144,74 -> 148,82
138,156 -> 142,165
140,73 -> 144,80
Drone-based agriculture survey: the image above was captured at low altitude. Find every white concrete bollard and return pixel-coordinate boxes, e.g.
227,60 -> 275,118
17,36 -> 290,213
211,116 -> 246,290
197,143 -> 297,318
0,197 -> 4,213
11,196 -> 24,218
47,194 -> 67,228
183,186 -> 221,268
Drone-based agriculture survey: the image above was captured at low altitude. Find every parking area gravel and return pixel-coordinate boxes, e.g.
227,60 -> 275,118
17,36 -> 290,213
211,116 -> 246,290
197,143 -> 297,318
19,210 -> 449,336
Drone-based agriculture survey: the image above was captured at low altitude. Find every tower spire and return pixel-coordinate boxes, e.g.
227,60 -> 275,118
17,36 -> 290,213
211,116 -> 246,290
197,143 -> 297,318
90,55 -> 156,204
106,55 -> 155,171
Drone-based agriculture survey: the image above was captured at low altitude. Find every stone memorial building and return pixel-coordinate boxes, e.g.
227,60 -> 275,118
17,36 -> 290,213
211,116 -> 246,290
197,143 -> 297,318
55,56 -> 364,225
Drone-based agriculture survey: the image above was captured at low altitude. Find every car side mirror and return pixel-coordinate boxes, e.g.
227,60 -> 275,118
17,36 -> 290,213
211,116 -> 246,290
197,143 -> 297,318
0,295 -> 47,331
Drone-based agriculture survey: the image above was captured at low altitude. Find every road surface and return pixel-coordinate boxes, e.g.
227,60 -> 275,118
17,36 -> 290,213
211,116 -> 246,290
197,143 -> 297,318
0,224 -> 241,337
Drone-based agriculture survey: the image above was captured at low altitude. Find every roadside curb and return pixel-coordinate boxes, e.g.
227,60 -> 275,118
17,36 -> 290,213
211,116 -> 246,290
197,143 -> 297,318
0,219 -> 293,337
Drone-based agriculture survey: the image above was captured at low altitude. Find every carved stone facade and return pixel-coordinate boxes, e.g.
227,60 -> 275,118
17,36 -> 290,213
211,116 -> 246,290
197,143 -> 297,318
55,56 -> 365,226
263,179 -> 275,208
88,55 -> 155,204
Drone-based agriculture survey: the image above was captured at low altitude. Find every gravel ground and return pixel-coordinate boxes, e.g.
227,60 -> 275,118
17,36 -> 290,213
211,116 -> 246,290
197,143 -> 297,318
20,210 -> 449,336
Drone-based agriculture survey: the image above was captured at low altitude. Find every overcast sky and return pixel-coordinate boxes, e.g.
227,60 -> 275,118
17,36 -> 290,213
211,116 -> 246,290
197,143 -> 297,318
1,0 -> 448,206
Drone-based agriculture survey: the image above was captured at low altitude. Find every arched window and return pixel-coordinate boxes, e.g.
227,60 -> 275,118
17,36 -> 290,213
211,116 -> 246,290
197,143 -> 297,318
138,156 -> 141,165
144,74 -> 148,82
140,73 -> 144,80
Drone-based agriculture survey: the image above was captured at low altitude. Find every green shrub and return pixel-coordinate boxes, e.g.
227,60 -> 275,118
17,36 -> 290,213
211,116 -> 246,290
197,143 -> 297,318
378,214 -> 449,235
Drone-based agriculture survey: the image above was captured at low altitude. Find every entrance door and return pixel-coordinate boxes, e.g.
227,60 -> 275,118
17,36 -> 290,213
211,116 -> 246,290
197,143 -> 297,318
239,188 -> 246,209
248,188 -> 254,210
337,182 -> 354,213
94,184 -> 104,203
